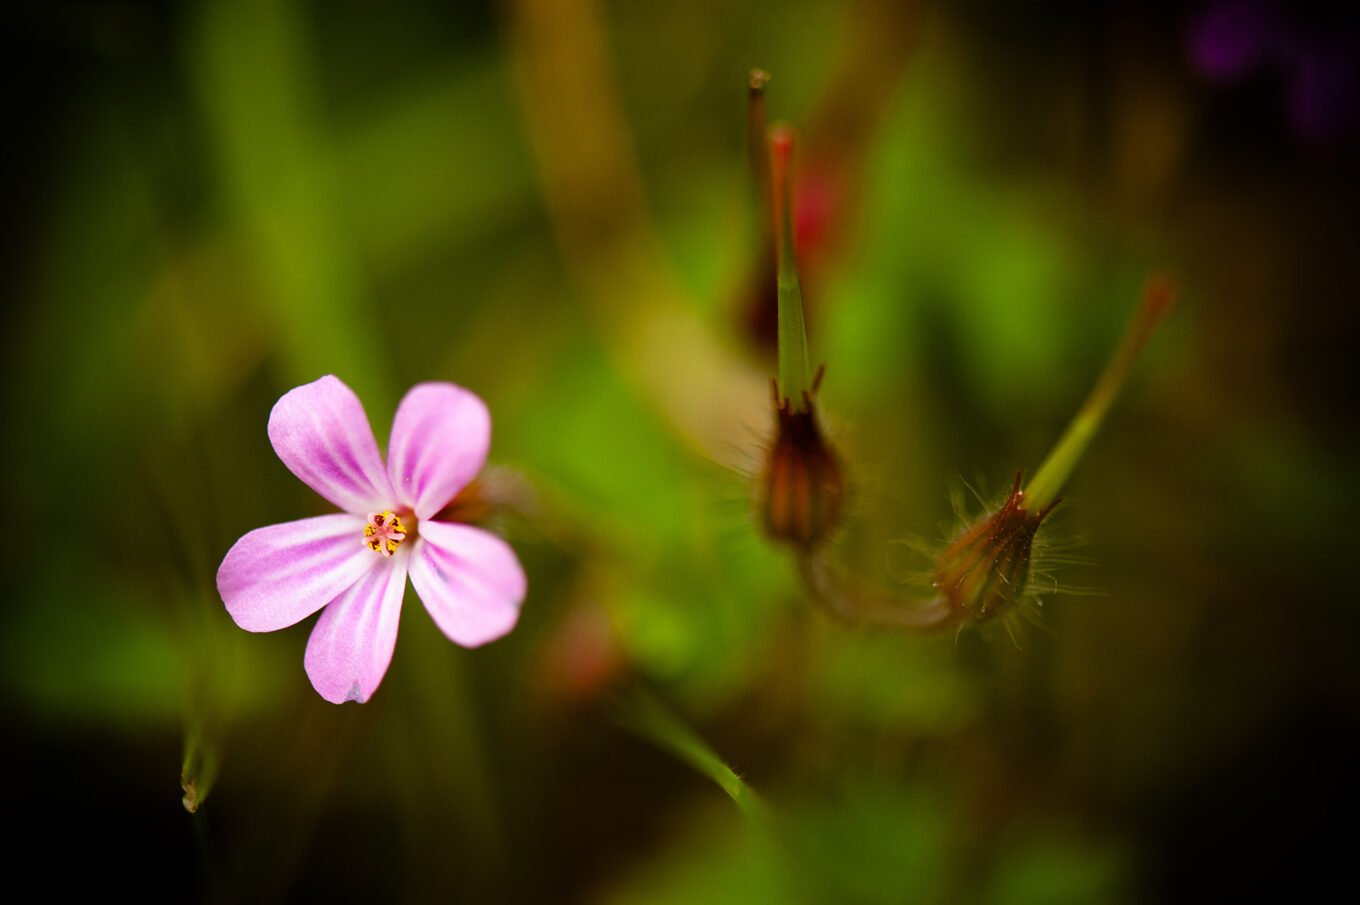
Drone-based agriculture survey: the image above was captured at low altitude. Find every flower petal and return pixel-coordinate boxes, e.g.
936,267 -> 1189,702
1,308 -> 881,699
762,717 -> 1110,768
304,555 -> 408,704
269,375 -> 396,514
408,520 -> 525,647
217,514 -> 376,632
386,383 -> 490,519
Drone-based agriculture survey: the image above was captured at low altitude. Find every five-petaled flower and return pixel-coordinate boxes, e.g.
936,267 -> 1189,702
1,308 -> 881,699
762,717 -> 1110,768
216,376 -> 526,704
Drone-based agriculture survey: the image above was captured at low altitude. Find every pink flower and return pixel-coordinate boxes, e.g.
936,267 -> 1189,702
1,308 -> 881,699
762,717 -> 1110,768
216,376 -> 526,704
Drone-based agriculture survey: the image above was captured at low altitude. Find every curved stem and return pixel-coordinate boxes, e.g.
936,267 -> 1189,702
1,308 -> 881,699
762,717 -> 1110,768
1024,277 -> 1175,511
797,553 -> 956,631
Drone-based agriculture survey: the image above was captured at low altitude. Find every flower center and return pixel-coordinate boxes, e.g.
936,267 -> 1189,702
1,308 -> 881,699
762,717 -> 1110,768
363,510 -> 410,557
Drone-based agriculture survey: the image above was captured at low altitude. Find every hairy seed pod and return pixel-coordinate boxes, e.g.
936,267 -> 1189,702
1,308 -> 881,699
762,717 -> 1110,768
932,473 -> 1058,623
760,378 -> 844,549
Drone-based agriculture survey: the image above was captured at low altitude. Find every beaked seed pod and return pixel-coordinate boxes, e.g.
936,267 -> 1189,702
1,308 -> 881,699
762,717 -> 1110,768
932,473 -> 1058,623
760,378 -> 844,549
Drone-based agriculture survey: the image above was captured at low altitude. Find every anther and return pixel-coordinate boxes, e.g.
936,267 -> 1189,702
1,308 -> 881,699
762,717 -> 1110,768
363,511 -> 408,557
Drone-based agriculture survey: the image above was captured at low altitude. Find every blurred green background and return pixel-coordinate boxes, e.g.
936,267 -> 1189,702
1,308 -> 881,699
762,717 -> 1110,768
5,0 -> 1358,901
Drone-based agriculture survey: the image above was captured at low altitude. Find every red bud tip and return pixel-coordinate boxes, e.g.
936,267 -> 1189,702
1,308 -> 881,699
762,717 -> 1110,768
1134,275 -> 1177,345
770,125 -> 795,241
770,124 -> 794,160
1142,274 -> 1177,322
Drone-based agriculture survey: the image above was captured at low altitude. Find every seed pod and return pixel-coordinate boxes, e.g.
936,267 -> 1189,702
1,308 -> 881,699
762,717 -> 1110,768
760,375 -> 845,549
931,473 -> 1058,623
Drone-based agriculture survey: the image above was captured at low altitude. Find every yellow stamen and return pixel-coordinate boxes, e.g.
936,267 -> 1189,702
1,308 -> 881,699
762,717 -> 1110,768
363,510 -> 408,558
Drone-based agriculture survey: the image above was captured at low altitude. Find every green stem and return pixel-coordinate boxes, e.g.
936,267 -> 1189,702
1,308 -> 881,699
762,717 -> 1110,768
772,126 -> 810,407
1024,277 -> 1175,511
180,715 -> 218,814
616,687 -> 764,823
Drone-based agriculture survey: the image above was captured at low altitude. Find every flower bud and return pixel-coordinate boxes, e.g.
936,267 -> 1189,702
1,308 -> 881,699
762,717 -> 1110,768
751,79 -> 845,551
760,375 -> 845,549
931,473 -> 1058,623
